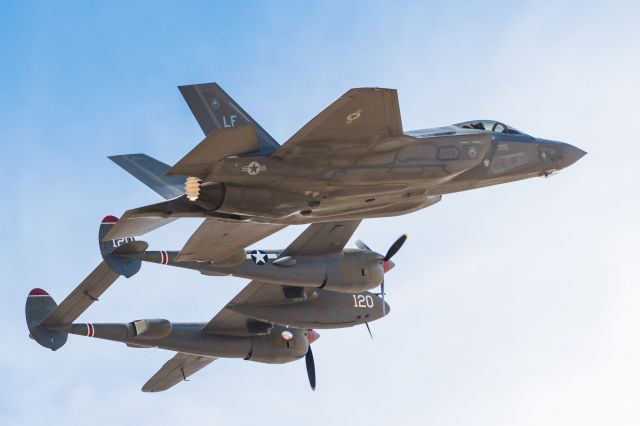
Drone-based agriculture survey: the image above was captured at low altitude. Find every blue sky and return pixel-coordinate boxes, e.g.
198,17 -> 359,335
2,1 -> 639,425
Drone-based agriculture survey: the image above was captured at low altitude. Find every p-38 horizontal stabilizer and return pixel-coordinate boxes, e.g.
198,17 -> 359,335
25,260 -> 120,350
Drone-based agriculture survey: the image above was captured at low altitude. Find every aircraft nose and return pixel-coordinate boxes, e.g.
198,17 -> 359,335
560,143 -> 587,168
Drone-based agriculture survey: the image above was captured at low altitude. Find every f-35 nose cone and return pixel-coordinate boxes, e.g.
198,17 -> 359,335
560,143 -> 587,168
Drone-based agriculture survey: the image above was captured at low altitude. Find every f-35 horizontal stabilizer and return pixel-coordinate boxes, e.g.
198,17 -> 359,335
179,82 -> 280,157
109,154 -> 184,200
165,125 -> 260,179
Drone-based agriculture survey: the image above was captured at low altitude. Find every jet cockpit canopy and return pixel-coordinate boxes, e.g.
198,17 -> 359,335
454,120 -> 524,135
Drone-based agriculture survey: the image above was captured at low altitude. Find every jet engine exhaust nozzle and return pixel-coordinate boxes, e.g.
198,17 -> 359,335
185,176 -> 201,201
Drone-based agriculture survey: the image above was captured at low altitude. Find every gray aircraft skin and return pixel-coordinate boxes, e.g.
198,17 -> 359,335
105,83 -> 586,242
25,217 -> 392,391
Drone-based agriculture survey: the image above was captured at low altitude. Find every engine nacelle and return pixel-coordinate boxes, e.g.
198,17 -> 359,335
195,183 -> 308,218
247,326 -> 308,364
130,318 -> 172,339
323,250 -> 385,293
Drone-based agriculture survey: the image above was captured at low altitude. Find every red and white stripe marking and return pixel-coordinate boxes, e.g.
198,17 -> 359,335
86,323 -> 95,337
160,251 -> 169,265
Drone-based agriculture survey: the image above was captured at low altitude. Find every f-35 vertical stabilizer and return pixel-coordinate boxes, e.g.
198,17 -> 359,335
178,82 -> 280,157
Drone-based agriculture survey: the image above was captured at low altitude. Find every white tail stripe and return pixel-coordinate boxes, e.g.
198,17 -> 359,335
160,251 -> 169,265
86,323 -> 95,337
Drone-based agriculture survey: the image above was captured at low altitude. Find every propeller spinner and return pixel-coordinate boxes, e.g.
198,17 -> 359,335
356,233 -> 408,315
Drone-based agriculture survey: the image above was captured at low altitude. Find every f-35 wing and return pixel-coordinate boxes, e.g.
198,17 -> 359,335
279,220 -> 361,258
142,352 -> 217,392
274,88 -> 403,158
176,219 -> 286,262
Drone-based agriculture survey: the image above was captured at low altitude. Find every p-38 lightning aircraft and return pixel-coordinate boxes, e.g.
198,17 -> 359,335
105,83 -> 586,252
26,217 -> 395,391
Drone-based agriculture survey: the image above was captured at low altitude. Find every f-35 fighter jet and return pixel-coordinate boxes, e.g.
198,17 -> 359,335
105,83 -> 586,249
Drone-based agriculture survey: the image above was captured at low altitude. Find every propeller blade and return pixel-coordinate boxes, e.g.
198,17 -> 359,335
384,233 -> 408,261
305,347 -> 316,391
381,279 -> 386,315
355,239 -> 372,251
365,322 -> 373,339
